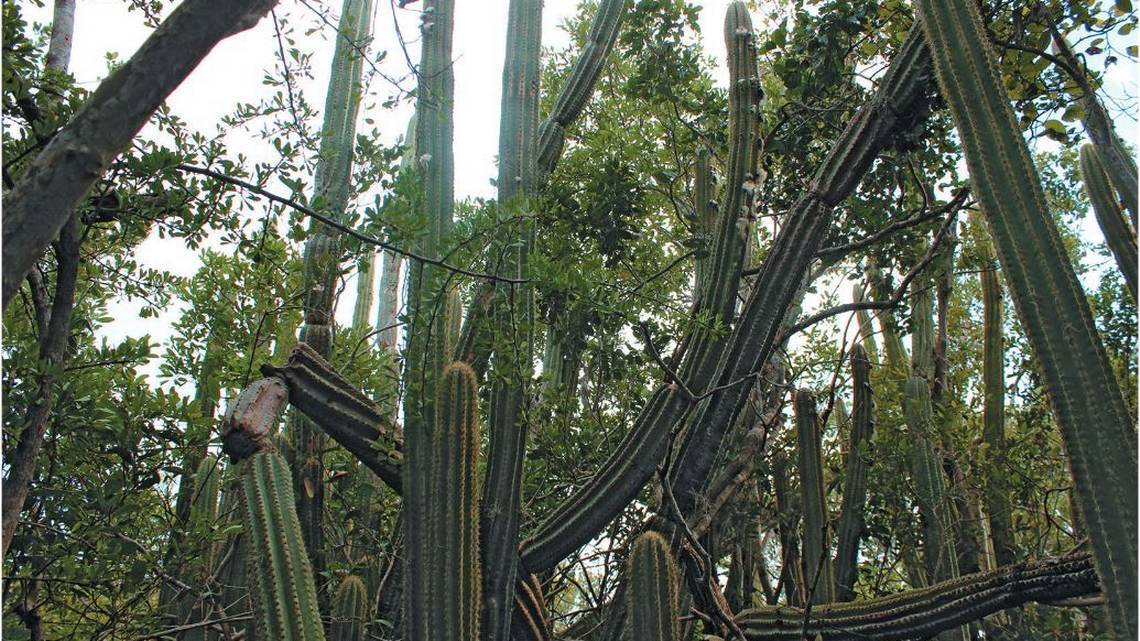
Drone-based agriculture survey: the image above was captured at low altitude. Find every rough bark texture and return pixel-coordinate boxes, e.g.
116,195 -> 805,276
2,0 -> 278,310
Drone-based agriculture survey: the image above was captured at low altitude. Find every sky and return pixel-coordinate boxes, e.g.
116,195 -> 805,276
16,0 -> 1139,391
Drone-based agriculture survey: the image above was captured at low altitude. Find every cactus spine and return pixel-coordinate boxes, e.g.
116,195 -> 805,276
626,532 -> 680,641
289,0 -> 374,581
403,0 -> 457,637
834,345 -> 874,602
330,575 -> 368,641
1079,143 -> 1137,300
916,2 -> 1137,638
482,0 -> 542,637
794,389 -> 834,604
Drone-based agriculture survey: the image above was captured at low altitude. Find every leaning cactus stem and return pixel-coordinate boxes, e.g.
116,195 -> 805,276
1078,143 -> 1137,300
916,2 -> 1137,638
834,345 -> 874,602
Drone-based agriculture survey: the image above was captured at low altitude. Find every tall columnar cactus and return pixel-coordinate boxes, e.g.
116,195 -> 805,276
289,0 -> 374,583
975,219 -> 1015,570
916,2 -> 1137,638
771,448 -> 801,607
626,532 -> 680,641
402,0 -> 457,638
330,575 -> 369,641
851,283 -> 879,366
221,378 -> 324,641
482,1 -> 542,637
834,345 -> 874,602
693,147 -> 715,299
794,389 -> 834,604
908,241 -> 936,382
902,376 -> 958,588
1079,143 -> 1137,300
414,361 -> 482,641
669,0 -> 762,511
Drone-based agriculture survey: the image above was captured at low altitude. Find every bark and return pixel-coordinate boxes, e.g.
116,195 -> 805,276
1,0 -> 278,310
2,215 -> 81,556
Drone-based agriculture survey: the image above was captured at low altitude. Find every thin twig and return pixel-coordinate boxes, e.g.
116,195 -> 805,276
177,164 -> 526,284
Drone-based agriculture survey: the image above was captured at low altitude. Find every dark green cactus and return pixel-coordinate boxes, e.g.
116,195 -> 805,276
851,284 -> 880,369
916,2 -> 1137,638
794,389 -> 834,604
975,220 -> 1014,570
352,252 -> 376,330
736,553 -> 1098,641
834,345 -> 874,602
241,450 -> 325,641
693,147 -> 716,298
626,532 -> 680,641
1079,143 -> 1137,300
330,575 -> 368,641
771,448 -> 801,608
188,453 -> 222,573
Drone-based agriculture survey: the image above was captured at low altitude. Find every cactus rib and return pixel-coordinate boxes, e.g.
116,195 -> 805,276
330,575 -> 368,641
915,1 -> 1137,638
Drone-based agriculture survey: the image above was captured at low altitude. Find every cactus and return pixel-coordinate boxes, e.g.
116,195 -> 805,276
903,376 -> 958,588
771,448 -> 801,608
402,0 -> 457,635
536,0 -> 627,176
794,389 -> 834,604
916,2 -> 1137,638
330,575 -> 368,641
626,532 -> 680,641
1079,143 -> 1137,300
267,343 -> 403,490
524,22 -> 936,575
411,360 -> 482,641
736,553 -> 1098,641
220,376 -> 323,641
666,0 -> 762,511
481,1 -> 542,638
352,252 -> 377,330
851,283 -> 879,367
834,345 -> 874,602
288,0 -> 374,581
666,25 -> 934,517
693,148 -> 716,299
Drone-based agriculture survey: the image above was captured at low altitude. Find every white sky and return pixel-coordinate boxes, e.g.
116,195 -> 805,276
17,0 -> 1138,389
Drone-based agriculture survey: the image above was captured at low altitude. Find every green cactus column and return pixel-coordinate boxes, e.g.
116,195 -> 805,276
330,575 -> 368,641
402,0 -> 457,638
794,390 -> 835,604
916,2 -> 1137,639
352,252 -> 377,330
222,378 -> 324,641
626,532 -> 680,641
481,1 -> 542,638
421,361 -> 482,641
288,0 -> 374,585
975,219 -> 1015,570
1079,143 -> 1137,300
834,345 -> 874,602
